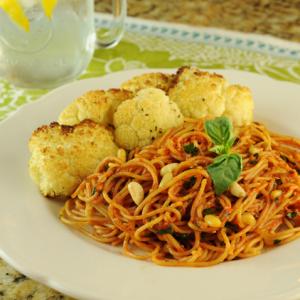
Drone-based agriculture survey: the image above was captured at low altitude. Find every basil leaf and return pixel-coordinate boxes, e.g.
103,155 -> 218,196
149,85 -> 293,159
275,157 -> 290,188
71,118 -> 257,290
207,153 -> 242,195
205,117 -> 234,151
210,144 -> 229,155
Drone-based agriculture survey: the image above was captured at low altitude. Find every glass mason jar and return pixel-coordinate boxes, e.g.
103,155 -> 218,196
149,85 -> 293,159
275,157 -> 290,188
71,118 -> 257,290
0,0 -> 126,89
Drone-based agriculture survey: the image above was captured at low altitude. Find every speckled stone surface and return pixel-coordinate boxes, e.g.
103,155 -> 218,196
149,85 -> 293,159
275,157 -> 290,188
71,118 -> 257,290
1,1 -> 299,299
95,0 -> 300,42
0,259 -> 74,300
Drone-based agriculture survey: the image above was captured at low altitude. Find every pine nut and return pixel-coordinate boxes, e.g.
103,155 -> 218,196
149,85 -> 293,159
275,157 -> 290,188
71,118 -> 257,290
249,145 -> 259,155
128,182 -> 144,205
108,162 -> 118,168
204,214 -> 222,228
159,172 -> 173,188
160,163 -> 178,176
271,190 -> 282,200
117,148 -> 127,162
229,181 -> 246,198
242,212 -> 256,226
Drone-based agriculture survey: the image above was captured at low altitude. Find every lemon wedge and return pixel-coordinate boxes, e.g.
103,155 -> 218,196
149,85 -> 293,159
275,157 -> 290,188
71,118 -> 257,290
41,0 -> 57,19
0,0 -> 58,31
0,0 -> 30,31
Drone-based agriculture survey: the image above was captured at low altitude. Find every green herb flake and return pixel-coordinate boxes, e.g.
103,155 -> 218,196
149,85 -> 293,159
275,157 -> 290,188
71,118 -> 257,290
273,239 -> 281,245
172,232 -> 193,244
225,222 -> 239,233
183,143 -> 199,156
156,226 -> 173,235
91,187 -> 97,195
183,176 -> 196,190
203,207 -> 216,216
249,159 -> 258,165
280,154 -> 296,166
286,211 -> 297,219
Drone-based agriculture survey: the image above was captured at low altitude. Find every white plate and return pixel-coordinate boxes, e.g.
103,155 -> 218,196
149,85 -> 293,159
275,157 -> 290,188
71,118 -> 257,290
0,69 -> 300,300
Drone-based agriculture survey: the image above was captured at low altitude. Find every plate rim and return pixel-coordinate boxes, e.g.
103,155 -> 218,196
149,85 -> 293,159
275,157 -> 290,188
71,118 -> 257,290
1,68 -> 300,300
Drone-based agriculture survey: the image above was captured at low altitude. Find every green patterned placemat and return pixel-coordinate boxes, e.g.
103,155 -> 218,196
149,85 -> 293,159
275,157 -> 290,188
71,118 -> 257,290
1,13 -> 300,122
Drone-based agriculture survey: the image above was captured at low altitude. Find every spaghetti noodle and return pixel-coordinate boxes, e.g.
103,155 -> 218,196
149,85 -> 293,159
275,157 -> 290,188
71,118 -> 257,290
60,119 -> 300,267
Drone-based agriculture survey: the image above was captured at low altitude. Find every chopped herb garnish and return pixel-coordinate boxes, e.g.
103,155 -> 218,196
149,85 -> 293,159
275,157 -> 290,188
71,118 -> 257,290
225,222 -> 239,233
253,153 -> 259,159
156,226 -> 173,235
183,143 -> 199,156
201,232 -> 215,242
215,200 -> 223,212
280,154 -> 296,165
249,159 -> 258,165
286,211 -> 297,219
203,207 -> 216,216
173,232 -> 193,245
275,178 -> 283,186
183,176 -> 196,190
91,187 -> 97,195
273,239 -> 281,245
165,253 -> 174,259
280,155 -> 289,163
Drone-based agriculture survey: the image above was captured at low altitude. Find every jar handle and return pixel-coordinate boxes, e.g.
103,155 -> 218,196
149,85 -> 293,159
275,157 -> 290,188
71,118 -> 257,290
97,0 -> 127,48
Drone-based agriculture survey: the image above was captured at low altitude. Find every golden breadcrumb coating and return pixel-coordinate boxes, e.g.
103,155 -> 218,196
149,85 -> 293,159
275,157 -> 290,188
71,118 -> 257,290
223,85 -> 254,127
29,120 -> 118,198
167,66 -> 254,126
58,89 -> 133,126
113,88 -> 184,150
121,72 -> 174,93
168,66 -> 228,119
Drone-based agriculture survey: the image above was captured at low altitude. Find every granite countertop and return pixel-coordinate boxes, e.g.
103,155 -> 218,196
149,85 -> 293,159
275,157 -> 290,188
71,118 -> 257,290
95,0 -> 300,42
1,1 -> 299,299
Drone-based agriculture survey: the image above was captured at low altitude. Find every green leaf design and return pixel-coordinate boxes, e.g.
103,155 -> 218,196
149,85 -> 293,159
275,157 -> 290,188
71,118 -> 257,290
1,24 -> 300,123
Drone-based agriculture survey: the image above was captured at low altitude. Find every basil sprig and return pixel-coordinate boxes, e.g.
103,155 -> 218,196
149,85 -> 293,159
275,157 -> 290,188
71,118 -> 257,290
205,117 -> 242,195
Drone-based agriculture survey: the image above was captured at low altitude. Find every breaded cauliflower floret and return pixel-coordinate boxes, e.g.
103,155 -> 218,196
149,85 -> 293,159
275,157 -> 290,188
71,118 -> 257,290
168,66 -> 228,119
58,89 -> 133,126
113,88 -> 184,150
223,85 -> 254,127
121,72 -> 174,93
29,120 -> 118,198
